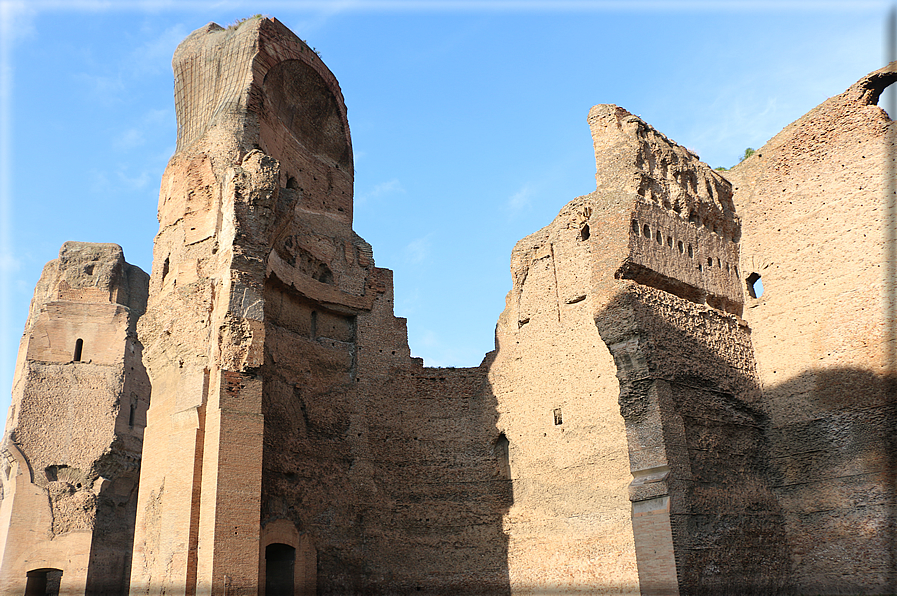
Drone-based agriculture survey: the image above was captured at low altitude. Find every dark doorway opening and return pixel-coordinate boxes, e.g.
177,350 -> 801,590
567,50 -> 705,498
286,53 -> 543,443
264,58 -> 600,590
266,543 -> 296,596
25,568 -> 62,596
73,338 -> 83,362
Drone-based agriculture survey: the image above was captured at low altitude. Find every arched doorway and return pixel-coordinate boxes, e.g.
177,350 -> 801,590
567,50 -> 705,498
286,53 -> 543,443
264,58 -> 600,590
265,543 -> 295,596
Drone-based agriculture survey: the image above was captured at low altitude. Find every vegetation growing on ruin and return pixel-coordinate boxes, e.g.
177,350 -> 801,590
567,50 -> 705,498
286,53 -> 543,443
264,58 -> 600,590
715,147 -> 757,171
228,14 -> 265,29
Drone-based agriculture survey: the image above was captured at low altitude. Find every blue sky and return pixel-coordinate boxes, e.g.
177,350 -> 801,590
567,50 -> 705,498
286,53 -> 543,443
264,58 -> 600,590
0,1 -> 892,420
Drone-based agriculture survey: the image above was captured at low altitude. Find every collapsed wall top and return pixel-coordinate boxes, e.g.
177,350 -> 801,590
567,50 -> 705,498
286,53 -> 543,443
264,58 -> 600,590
588,105 -> 743,314
171,16 -> 354,223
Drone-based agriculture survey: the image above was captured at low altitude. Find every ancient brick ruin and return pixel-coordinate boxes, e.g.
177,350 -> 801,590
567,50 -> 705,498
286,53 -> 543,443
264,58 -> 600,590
0,16 -> 894,596
0,243 -> 149,594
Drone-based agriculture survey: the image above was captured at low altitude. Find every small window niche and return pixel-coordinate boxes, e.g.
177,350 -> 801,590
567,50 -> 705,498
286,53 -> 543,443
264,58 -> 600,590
553,408 -> 563,426
73,339 -> 83,362
746,272 -> 764,298
493,432 -> 511,480
580,224 -> 590,241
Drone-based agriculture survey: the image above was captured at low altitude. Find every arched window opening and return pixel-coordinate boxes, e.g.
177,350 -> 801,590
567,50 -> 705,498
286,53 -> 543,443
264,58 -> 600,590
73,339 -> 83,362
860,69 -> 897,118
746,272 -> 764,298
25,568 -> 62,596
580,224 -> 590,241
265,543 -> 296,596
129,402 -> 137,428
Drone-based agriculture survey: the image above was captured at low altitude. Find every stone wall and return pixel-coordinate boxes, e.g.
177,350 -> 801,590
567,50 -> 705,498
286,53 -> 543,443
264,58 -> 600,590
489,196 -> 640,594
577,104 -> 788,595
132,17 -> 512,595
0,242 -> 149,596
728,62 -> 897,595
2,16 -> 895,596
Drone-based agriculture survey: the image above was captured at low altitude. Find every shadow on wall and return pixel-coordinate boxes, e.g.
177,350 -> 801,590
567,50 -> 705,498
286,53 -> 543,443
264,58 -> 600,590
596,286 -> 896,595
764,367 -> 896,596
259,276 -> 512,595
597,286 -> 792,596
84,339 -> 150,596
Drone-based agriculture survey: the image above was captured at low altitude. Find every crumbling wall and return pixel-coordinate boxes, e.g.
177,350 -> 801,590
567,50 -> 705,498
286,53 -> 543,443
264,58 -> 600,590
8,16 -> 893,596
133,17 -> 511,596
728,62 -> 897,595
261,267 -> 511,594
487,197 -> 640,594
586,105 -> 789,595
0,242 -> 149,596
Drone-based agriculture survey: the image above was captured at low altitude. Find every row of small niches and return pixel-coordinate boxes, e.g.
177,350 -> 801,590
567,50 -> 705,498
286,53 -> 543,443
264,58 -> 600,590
632,220 -> 739,276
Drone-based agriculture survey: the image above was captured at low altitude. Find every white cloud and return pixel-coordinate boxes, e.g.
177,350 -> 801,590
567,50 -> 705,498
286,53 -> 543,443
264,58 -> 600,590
131,23 -> 189,76
73,72 -> 126,105
285,2 -> 354,38
0,1 -> 38,46
113,108 -> 172,150
356,178 -> 405,205
0,250 -> 20,274
89,166 -> 153,193
404,235 -> 431,265
507,182 -> 534,214
114,127 -> 145,150
117,168 -> 153,190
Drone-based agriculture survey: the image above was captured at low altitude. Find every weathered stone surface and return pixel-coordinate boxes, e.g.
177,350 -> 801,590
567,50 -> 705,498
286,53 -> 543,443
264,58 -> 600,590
132,17 -> 510,596
727,61 -> 897,595
549,104 -> 788,595
489,195 -> 640,594
0,242 -> 149,596
2,16 -> 894,596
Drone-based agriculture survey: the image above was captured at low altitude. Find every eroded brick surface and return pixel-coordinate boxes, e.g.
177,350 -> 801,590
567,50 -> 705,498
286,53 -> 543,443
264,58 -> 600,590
0,242 -> 149,596
1,16 -> 894,596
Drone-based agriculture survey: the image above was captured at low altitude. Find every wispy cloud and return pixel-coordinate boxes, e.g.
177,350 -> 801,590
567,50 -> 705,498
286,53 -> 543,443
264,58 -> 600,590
507,182 -> 535,215
404,235 -> 431,265
131,23 -> 189,76
0,251 -> 21,275
73,71 -> 126,105
1,1 -> 38,46
285,2 -> 357,38
70,21 -> 187,104
356,178 -> 405,205
395,286 -> 421,318
113,108 -> 171,150
89,166 -> 154,194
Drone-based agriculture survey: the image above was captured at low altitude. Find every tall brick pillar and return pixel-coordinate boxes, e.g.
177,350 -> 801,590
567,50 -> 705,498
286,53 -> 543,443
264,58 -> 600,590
130,17 -> 354,595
